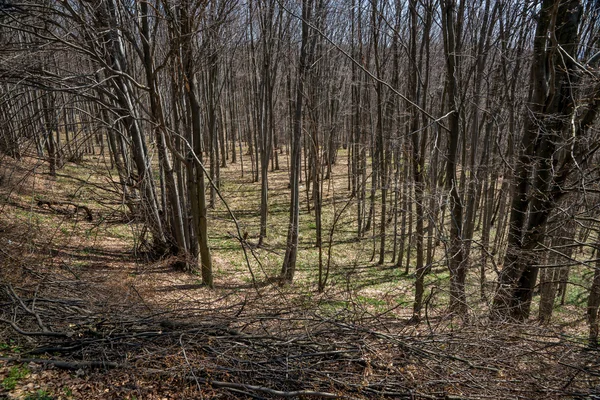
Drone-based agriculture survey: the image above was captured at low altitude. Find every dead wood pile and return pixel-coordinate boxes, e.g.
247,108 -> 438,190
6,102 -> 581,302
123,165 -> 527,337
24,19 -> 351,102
1,280 -> 599,400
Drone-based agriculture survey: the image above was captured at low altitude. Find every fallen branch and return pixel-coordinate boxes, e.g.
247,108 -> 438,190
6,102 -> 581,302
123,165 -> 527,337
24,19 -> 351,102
0,318 -> 71,338
0,357 -> 120,370
37,200 -> 93,221
6,284 -> 49,332
143,367 -> 352,399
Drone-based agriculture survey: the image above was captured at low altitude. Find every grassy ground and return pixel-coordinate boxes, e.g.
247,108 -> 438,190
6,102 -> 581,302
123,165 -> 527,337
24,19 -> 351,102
0,149 -> 598,399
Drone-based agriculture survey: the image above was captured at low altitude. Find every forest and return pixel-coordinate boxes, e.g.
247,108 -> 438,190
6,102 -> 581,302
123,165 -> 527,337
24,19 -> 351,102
1,0 -> 600,398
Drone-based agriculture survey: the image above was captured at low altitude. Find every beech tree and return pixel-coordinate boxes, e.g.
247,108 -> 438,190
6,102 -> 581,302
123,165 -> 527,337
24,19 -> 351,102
492,0 -> 600,320
281,0 -> 312,283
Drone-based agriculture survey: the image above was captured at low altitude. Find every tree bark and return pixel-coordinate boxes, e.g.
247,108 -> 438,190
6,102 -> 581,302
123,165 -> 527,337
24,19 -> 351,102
281,0 -> 312,283
441,0 -> 467,316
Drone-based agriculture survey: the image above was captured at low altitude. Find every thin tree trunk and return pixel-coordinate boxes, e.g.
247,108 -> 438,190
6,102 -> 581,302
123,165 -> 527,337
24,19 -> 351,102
180,1 -> 213,286
442,0 -> 467,315
281,0 -> 312,283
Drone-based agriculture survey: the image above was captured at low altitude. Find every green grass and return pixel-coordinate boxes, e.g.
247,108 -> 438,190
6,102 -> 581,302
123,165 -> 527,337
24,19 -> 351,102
62,387 -> 73,398
0,340 -> 21,355
356,295 -> 386,308
24,390 -> 54,400
562,285 -> 587,306
319,299 -> 350,316
2,365 -> 29,390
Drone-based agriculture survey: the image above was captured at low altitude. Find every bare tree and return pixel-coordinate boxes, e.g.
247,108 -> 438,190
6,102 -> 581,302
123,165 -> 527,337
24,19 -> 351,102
492,0 -> 600,320
281,0 -> 313,284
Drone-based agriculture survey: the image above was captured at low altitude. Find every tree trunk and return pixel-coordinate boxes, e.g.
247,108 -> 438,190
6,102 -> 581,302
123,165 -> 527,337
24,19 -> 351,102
281,0 -> 312,283
492,0 -> 582,320
441,0 -> 467,315
180,1 -> 213,286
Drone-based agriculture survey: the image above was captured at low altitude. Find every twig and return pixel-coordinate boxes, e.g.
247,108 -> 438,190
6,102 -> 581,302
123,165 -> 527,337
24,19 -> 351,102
0,318 -> 70,338
6,284 -> 49,332
180,333 -> 203,397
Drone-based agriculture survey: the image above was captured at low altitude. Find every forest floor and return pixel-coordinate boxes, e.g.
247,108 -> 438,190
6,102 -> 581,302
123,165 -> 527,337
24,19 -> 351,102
0,153 -> 599,399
